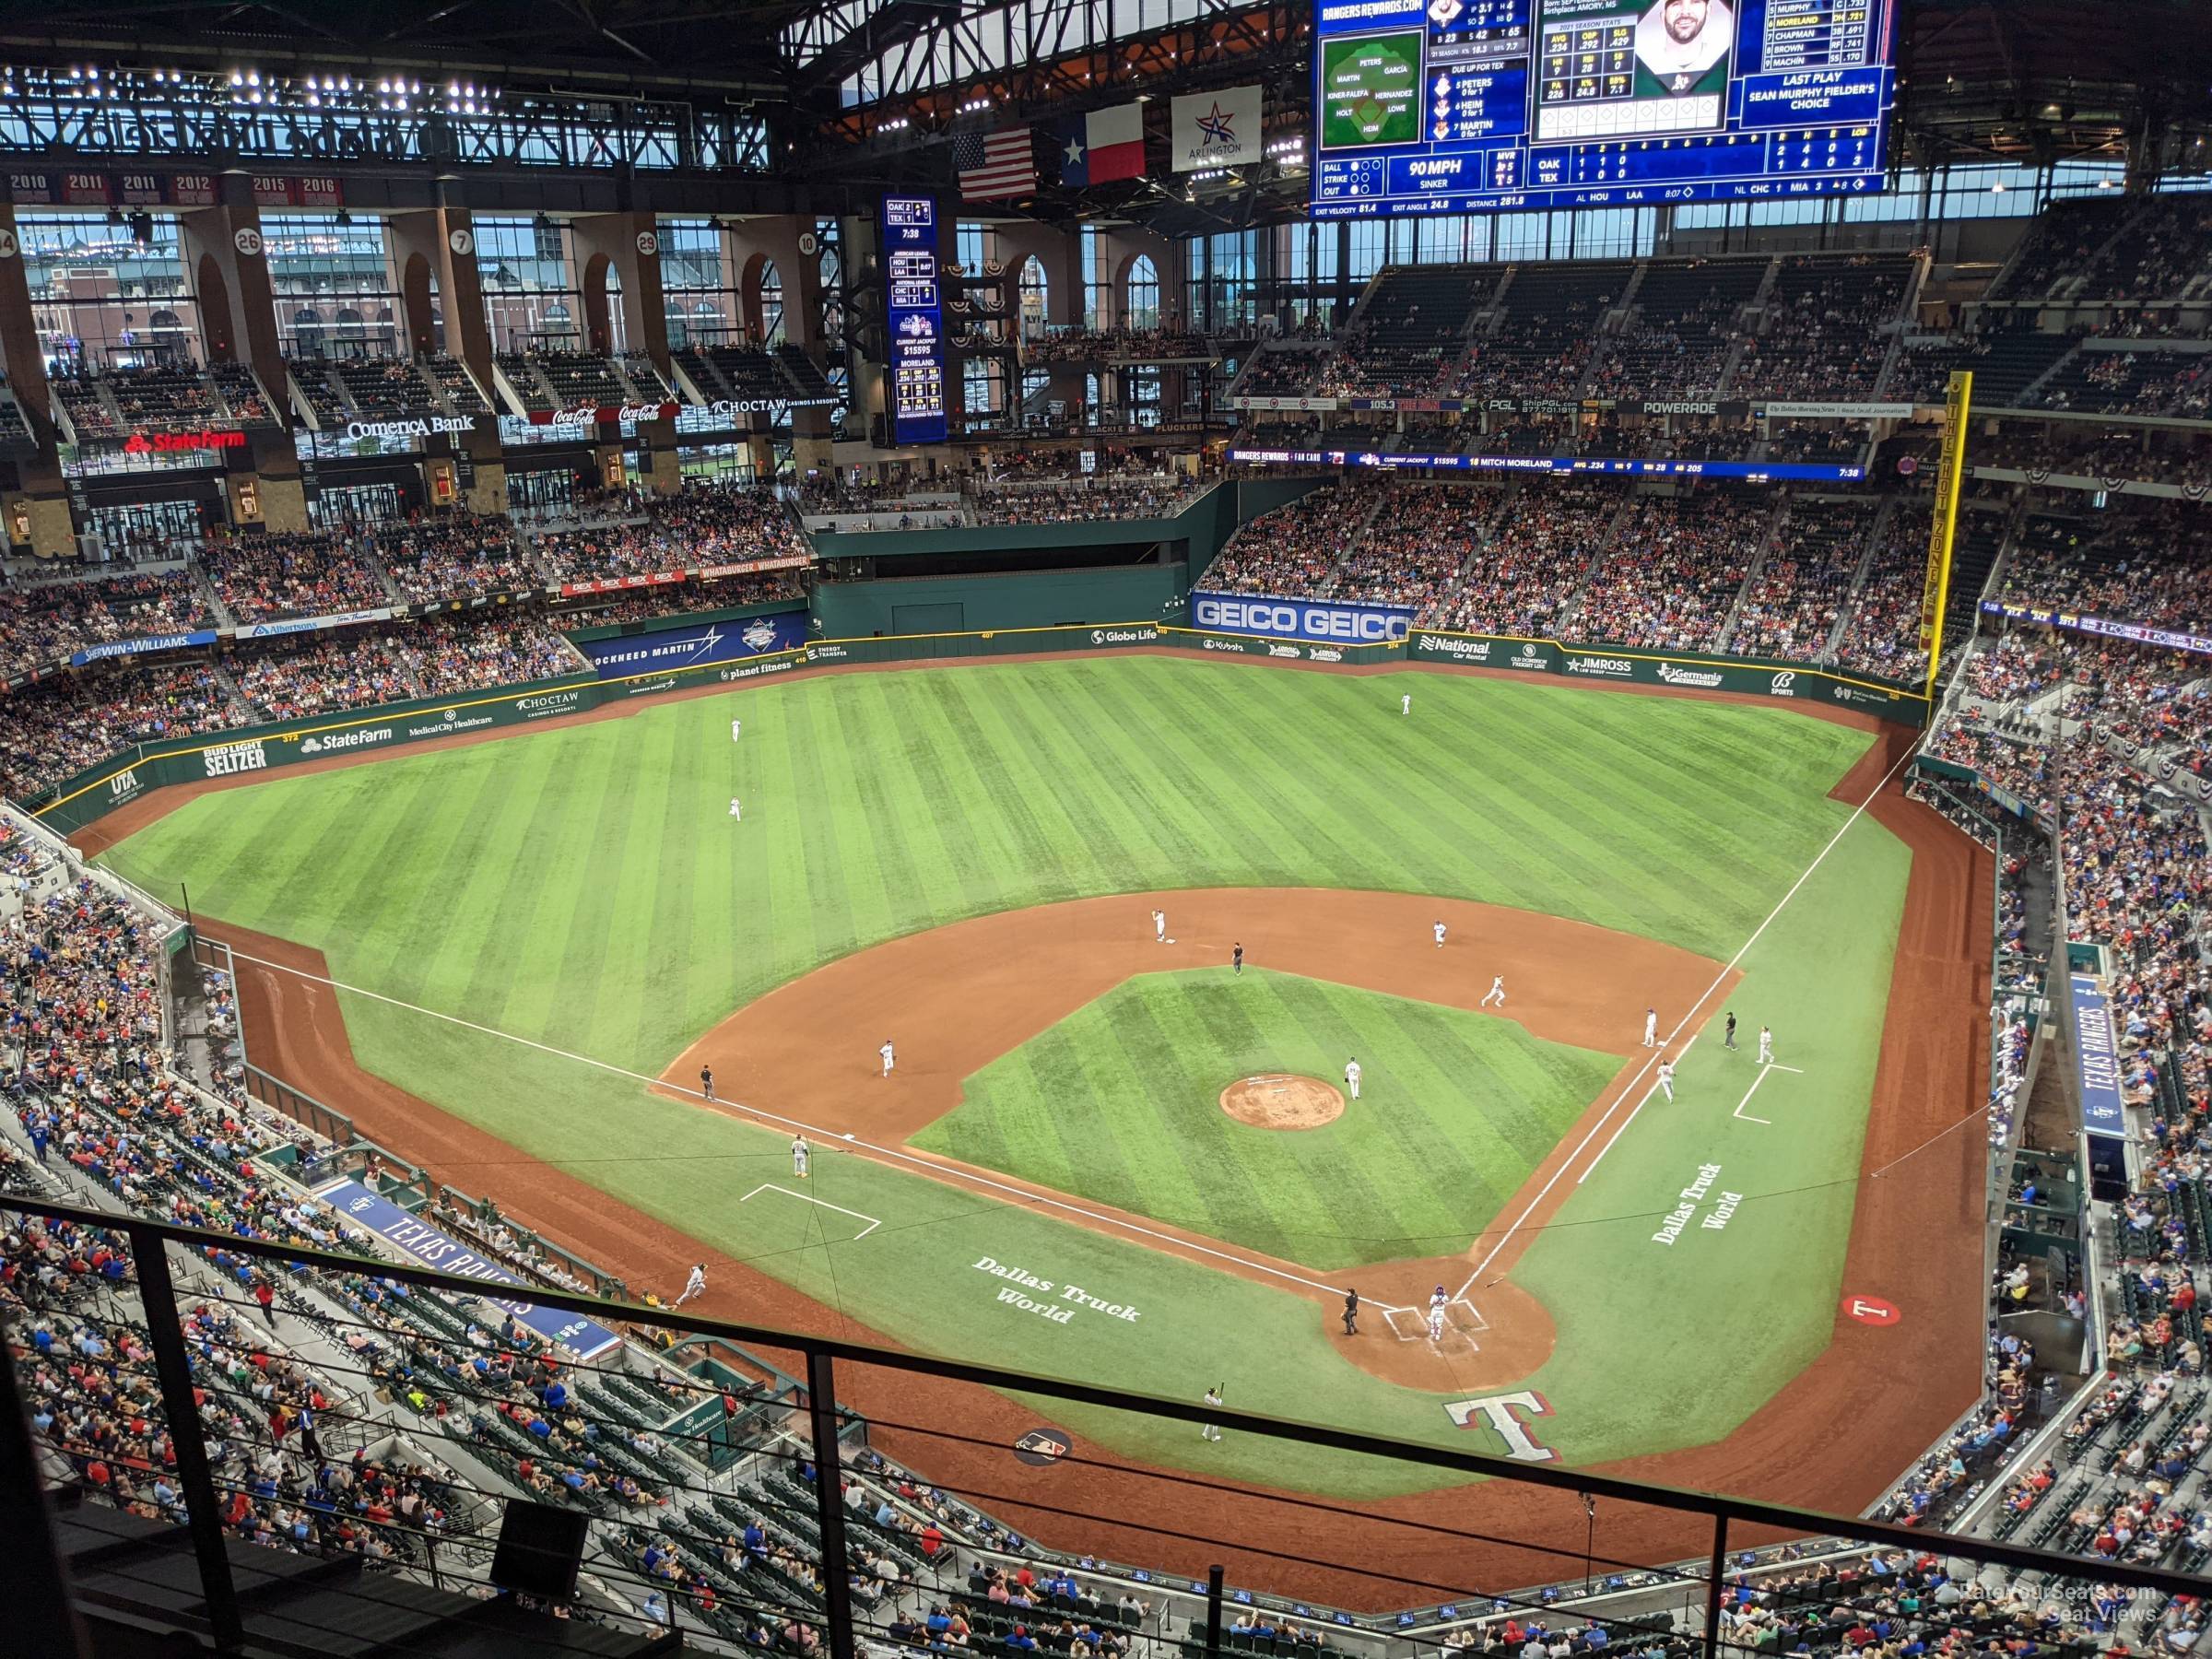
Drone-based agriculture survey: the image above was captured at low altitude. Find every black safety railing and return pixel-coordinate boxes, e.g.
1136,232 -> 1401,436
7,1192 -> 2206,1659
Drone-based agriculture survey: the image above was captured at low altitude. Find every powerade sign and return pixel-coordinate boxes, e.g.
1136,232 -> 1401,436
1192,592 -> 1413,645
573,611 -> 806,679
312,1176 -> 621,1360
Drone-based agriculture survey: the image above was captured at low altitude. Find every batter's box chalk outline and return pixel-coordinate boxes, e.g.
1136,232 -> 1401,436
741,1182 -> 882,1240
1382,1298 -> 1489,1344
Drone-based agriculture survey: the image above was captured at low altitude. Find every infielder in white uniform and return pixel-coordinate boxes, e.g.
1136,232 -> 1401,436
1401,692 -> 1412,716
1656,1057 -> 1676,1101
728,797 -> 742,819
1152,909 -> 1167,944
1433,920 -> 1446,948
1758,1025 -> 1773,1065
879,1039 -> 896,1077
675,1263 -> 707,1307
792,1135 -> 810,1177
1643,1007 -> 1658,1047
1482,976 -> 1506,1007
731,718 -> 741,741
1344,1057 -> 1362,1100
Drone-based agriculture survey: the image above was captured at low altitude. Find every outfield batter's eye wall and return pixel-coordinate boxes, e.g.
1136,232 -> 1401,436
24,619 -> 1926,840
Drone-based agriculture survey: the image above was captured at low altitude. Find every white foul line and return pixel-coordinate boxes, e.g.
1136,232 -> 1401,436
1453,736 -> 1917,1300
742,1182 -> 881,1239
1579,1032 -> 1700,1180
217,947 -> 1378,1306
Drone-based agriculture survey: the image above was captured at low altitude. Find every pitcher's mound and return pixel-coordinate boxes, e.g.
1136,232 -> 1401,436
1219,1074 -> 1344,1130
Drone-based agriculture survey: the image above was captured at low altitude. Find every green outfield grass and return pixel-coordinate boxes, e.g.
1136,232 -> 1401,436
915,968 -> 1622,1271
99,658 -> 1910,1493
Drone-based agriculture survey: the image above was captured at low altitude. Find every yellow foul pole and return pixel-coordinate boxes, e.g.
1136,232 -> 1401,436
1918,369 -> 1974,705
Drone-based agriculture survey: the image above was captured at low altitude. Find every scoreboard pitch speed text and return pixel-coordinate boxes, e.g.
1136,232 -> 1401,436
1313,0 -> 1897,217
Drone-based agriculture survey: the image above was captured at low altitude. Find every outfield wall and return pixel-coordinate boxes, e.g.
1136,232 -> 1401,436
25,619 -> 1924,839
1408,629 -> 1928,721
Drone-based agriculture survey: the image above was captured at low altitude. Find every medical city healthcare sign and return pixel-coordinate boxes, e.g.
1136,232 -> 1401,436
1192,591 -> 1413,646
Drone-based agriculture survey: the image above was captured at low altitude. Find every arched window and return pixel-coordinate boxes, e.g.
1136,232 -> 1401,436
1017,256 -> 1049,340
292,305 -> 324,356
758,259 -> 784,347
1124,255 -> 1159,331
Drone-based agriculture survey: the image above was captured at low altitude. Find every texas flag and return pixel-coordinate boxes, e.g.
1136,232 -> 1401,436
1058,102 -> 1146,186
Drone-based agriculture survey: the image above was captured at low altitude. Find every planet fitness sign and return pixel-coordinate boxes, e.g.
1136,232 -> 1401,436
1191,591 -> 1413,645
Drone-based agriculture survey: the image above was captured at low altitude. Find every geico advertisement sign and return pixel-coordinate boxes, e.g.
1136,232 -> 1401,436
1191,594 -> 1409,643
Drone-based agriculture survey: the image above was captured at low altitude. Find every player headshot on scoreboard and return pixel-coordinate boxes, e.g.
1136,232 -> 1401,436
1633,0 -> 1735,99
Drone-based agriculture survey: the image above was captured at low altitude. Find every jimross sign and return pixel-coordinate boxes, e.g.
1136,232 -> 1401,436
1191,591 -> 1413,646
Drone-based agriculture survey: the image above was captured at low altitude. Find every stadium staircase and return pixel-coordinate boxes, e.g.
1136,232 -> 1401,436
1824,495 -> 1903,660
1712,492 -> 1797,654
1868,253 -> 1934,397
1941,500 -> 2019,651
1547,491 -> 1639,636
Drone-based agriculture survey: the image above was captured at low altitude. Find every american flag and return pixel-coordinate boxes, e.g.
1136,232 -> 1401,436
954,127 -> 1037,200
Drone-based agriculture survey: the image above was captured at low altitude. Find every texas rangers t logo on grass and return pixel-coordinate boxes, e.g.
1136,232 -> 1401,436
1442,1390 -> 1559,1462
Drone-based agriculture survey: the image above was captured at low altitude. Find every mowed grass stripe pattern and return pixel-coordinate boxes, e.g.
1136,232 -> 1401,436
915,969 -> 1623,1271
106,660 -> 1874,1080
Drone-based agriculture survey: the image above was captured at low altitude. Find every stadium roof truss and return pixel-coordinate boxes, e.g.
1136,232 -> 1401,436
798,0 -> 1288,111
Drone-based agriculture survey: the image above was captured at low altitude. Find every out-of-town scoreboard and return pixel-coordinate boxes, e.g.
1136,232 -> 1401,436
1313,0 -> 1897,217
882,193 -> 948,446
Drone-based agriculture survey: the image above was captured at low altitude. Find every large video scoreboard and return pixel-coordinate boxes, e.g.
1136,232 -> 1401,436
1313,0 -> 1897,218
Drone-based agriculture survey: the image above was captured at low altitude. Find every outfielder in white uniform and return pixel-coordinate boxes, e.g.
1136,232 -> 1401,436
1757,1025 -> 1773,1065
1656,1058 -> 1676,1101
879,1040 -> 896,1077
1344,1058 -> 1361,1100
728,797 -> 742,819
1152,909 -> 1167,944
675,1263 -> 707,1307
792,1135 -> 810,1177
1401,693 -> 1412,716
731,719 -> 741,742
1482,976 -> 1506,1007
1433,920 -> 1447,948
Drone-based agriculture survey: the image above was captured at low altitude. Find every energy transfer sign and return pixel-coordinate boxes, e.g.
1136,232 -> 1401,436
1191,590 -> 1413,645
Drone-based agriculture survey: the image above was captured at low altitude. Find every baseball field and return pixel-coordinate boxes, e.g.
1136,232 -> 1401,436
90,653 -> 1986,1530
